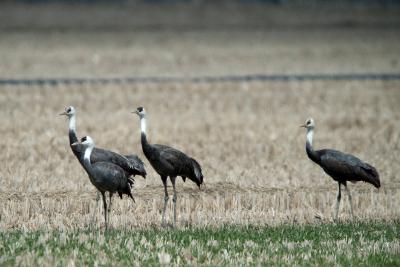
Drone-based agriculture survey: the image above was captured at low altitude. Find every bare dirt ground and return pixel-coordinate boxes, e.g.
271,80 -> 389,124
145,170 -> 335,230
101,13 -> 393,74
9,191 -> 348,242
0,3 -> 399,230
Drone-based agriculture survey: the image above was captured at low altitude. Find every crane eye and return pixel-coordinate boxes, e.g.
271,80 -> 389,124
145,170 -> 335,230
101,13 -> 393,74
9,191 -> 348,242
81,136 -> 87,142
67,108 -> 71,112
137,107 -> 143,112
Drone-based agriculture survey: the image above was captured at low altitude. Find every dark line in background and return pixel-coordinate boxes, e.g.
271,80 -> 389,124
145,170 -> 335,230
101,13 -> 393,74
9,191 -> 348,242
1,73 -> 400,86
2,22 -> 400,33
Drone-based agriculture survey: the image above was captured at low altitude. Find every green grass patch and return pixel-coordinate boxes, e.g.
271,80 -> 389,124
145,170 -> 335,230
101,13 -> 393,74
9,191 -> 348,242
1,220 -> 399,266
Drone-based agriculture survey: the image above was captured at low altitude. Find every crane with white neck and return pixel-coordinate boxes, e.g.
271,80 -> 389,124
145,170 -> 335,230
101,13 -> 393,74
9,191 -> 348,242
133,106 -> 203,227
72,136 -> 134,229
301,118 -> 380,220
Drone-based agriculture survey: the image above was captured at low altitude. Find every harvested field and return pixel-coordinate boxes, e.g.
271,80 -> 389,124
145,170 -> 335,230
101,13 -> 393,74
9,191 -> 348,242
1,80 -> 399,229
0,3 -> 400,232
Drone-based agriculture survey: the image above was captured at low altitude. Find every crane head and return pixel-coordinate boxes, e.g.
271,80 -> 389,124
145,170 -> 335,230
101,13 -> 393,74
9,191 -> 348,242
132,106 -> 146,118
301,118 -> 315,130
59,106 -> 76,117
80,136 -> 95,148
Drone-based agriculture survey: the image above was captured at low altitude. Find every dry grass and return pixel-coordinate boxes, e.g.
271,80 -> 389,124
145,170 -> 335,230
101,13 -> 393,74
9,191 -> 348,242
0,3 -> 400,230
0,80 -> 399,230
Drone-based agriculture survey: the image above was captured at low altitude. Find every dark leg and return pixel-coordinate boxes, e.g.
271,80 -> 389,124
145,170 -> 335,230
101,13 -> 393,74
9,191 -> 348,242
108,192 -> 113,226
101,191 -> 108,230
170,176 -> 177,227
335,182 -> 342,221
91,191 -> 101,227
108,192 -> 113,213
161,176 -> 169,226
344,184 -> 354,219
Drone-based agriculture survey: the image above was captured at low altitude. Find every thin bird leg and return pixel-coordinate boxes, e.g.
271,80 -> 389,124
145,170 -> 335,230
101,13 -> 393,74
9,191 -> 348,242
170,176 -> 177,227
161,176 -> 169,226
90,190 -> 101,227
96,190 -> 101,215
344,185 -> 354,219
335,182 -> 342,221
108,192 -> 113,226
101,191 -> 108,230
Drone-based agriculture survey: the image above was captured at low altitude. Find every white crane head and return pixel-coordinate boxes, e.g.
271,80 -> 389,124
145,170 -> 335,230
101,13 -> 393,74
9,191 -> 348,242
80,136 -> 95,148
59,106 -> 76,118
301,118 -> 315,131
132,106 -> 146,119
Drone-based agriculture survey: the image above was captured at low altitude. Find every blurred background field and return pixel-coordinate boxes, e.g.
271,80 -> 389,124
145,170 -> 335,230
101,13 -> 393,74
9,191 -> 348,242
0,0 -> 400,230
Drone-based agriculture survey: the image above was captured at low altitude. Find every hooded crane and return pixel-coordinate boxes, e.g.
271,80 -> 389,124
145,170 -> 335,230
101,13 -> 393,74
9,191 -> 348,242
133,107 -> 203,226
60,106 -> 146,179
72,136 -> 134,229
301,118 -> 380,220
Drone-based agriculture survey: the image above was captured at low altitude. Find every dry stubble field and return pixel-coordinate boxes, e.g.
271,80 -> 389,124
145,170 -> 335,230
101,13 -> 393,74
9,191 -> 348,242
0,80 -> 399,230
0,4 -> 400,232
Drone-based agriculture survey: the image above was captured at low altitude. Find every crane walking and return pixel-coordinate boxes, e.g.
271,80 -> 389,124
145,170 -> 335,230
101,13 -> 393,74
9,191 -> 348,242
72,136 -> 135,229
301,118 -> 380,220
133,107 -> 203,226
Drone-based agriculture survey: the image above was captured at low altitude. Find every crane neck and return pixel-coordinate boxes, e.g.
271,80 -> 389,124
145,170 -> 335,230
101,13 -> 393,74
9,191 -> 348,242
83,145 -> 93,169
306,129 -> 313,147
140,117 -> 146,134
305,128 -> 320,163
139,117 -> 152,156
68,114 -> 78,144
69,114 -> 77,133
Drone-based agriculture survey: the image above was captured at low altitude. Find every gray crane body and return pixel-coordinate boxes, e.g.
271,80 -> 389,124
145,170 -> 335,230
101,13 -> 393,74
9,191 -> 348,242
134,106 -> 203,226
302,118 -> 380,220
141,133 -> 203,186
72,136 -> 134,229
306,144 -> 380,188
80,146 -> 133,199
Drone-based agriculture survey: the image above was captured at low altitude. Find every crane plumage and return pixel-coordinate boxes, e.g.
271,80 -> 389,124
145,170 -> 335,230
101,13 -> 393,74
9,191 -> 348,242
133,106 -> 203,226
302,118 -> 380,220
60,106 -> 146,178
72,136 -> 134,229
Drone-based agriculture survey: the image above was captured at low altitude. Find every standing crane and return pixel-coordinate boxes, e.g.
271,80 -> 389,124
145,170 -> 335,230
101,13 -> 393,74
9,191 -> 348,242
301,118 -> 380,220
60,106 -> 146,179
133,107 -> 203,226
72,136 -> 134,229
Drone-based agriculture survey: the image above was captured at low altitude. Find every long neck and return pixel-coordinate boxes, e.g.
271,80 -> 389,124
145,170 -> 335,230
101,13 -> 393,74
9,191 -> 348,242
306,129 -> 320,163
140,117 -> 151,155
82,146 -> 94,172
68,115 -> 78,144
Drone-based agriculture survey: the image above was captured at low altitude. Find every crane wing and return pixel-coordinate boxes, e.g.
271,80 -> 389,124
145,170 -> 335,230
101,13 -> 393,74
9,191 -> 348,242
91,147 -> 146,177
319,149 -> 380,187
154,144 -> 203,186
156,145 -> 191,171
